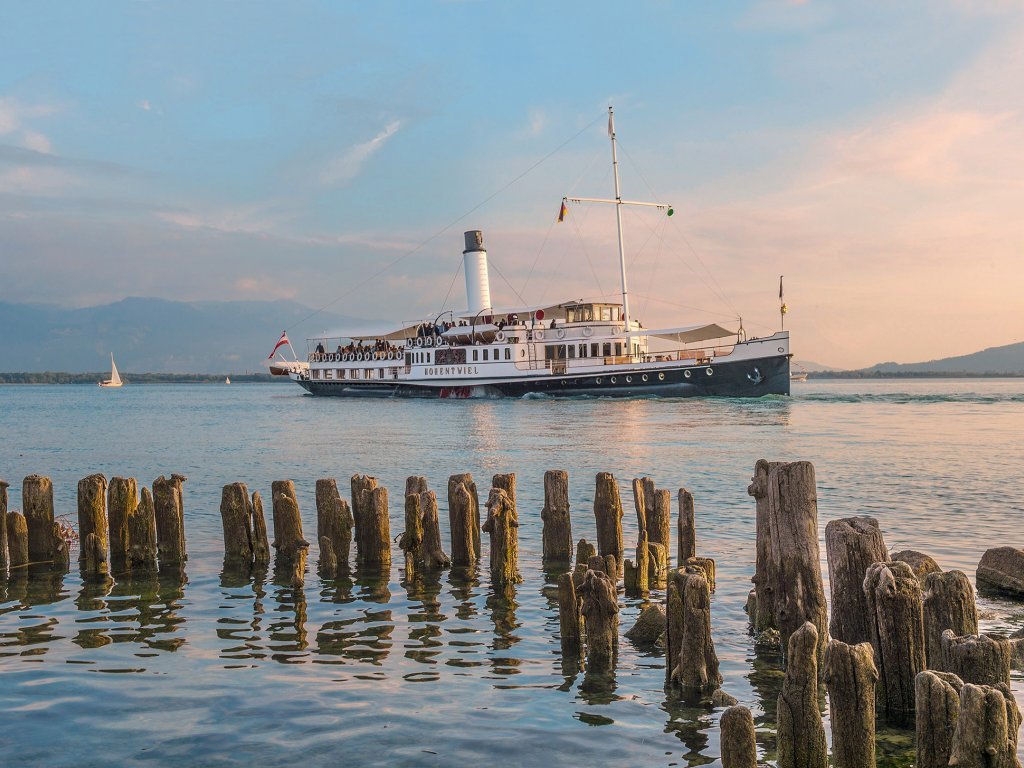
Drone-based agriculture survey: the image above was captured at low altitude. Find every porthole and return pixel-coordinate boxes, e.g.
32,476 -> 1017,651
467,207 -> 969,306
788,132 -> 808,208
658,373 -> 665,381
596,377 -> 602,384
625,376 -> 632,383
641,374 -> 648,382
610,377 -> 617,384
778,347 -> 784,353
684,370 -> 691,379
706,368 -> 714,376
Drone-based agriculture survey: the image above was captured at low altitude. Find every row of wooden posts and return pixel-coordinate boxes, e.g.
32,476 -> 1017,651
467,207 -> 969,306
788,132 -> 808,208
2,463 -> 1022,768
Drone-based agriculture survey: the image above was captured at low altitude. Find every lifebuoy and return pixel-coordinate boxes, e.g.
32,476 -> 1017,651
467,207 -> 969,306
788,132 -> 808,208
555,328 -> 565,340
582,327 -> 593,338
415,337 -> 423,348
535,329 -> 545,341
706,367 -> 714,376
495,331 -> 506,343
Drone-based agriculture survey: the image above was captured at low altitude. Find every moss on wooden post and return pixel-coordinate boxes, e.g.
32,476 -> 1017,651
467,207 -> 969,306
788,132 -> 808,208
447,473 -> 480,559
823,639 -> 877,768
128,486 -> 158,565
316,478 -> 353,572
153,474 -> 187,563
593,472 -> 623,571
579,568 -> 618,672
558,571 -> 582,659
924,570 -> 978,669
82,532 -> 108,582
107,477 -> 137,566
483,488 -> 521,586
777,621 -> 827,768
677,488 -> 696,565
23,474 -> 57,563
939,631 -> 1011,687
824,515 -> 887,646
6,511 -> 28,568
949,683 -> 1022,768
77,474 -> 108,565
665,566 -> 721,692
720,705 -> 757,768
541,470 -> 572,563
359,486 -> 391,569
915,670 -> 963,768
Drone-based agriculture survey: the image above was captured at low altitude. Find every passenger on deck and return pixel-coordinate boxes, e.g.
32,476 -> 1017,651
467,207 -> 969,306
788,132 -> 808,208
315,342 -> 325,354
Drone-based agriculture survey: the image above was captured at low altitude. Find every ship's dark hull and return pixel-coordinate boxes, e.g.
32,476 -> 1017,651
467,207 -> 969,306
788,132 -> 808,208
296,353 -> 790,399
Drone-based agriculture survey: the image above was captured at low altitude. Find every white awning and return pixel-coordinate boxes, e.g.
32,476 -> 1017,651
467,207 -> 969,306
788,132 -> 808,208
626,323 -> 738,343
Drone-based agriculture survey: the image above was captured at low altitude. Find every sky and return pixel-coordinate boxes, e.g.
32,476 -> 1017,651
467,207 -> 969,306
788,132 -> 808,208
1,1 -> 1022,369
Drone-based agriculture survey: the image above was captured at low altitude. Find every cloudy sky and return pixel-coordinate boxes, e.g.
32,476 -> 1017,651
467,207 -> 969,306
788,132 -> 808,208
2,1 -> 1022,368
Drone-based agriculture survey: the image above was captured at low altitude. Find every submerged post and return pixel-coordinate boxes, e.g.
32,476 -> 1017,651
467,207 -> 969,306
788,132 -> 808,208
220,482 -> 255,562
649,489 -> 671,565
949,683 -> 1022,768
777,622 -> 827,768
360,486 -> 391,569
593,472 -> 624,571
823,639 -> 877,768
558,571 -> 582,659
6,511 -> 28,569
720,705 -> 757,768
448,481 -> 477,568
0,480 -> 8,575
250,491 -> 270,565
923,570 -> 978,668
107,477 -> 138,565
77,474 -> 108,565
483,487 -> 521,586
665,566 -> 721,692
23,475 -> 57,563
153,474 -> 187,563
677,488 -> 696,565
350,474 -> 378,563
447,473 -> 480,559
915,670 -> 963,768
541,470 -> 572,563
399,491 -> 424,576
824,516 -> 887,646
128,487 -> 158,565
316,478 -> 353,571
579,568 -> 618,672
272,482 -> 309,565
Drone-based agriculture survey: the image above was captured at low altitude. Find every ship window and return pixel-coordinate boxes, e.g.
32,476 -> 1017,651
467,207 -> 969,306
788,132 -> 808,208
579,344 -> 587,358
483,349 -> 489,361
325,369 -> 333,379
601,307 -> 612,321
504,348 -> 511,360
614,342 -> 622,356
405,354 -> 412,366
591,343 -> 599,357
472,349 -> 478,362
567,346 -> 576,359
603,343 -> 612,356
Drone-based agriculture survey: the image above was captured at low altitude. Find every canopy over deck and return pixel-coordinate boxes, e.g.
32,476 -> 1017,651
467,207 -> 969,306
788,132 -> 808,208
626,323 -> 738,344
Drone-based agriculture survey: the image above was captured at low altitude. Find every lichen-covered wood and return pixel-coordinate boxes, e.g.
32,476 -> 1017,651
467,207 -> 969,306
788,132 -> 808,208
250,491 -> 270,565
579,568 -> 618,671
776,621 -> 827,768
107,477 -> 138,565
685,556 -> 716,593
823,639 -> 877,768
647,540 -> 668,589
272,486 -> 309,565
573,538 -> 596,587
747,459 -> 784,633
825,515 -> 887,645
923,569 -> 978,669
128,486 -> 158,565
82,531 -> 108,581
631,477 -> 648,537
23,475 -> 57,563
319,536 -> 337,579
915,670 -> 963,768
624,531 -> 650,595
6,511 -> 28,568
399,491 -> 424,576
447,473 -> 480,559
418,490 -> 450,569
76,474 -> 108,564
541,470 -> 572,563
665,567 -> 721,692
593,472 -> 623,571
891,549 -> 942,584
153,474 -> 187,563
976,546 -> 1024,597
940,631 -> 1011,687
677,488 -> 696,565
949,683 -> 1022,768
720,705 -> 757,768
558,571 -> 582,658
350,474 -> 378,563
220,482 -> 254,562
649,489 -> 671,562
316,478 -> 353,571
625,602 -> 665,646
491,473 -> 516,521
359,485 -> 391,569
448,481 -> 476,567
864,560 -> 926,724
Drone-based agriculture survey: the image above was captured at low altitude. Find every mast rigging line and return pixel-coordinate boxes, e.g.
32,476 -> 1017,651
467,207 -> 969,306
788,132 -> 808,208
285,111 -> 606,334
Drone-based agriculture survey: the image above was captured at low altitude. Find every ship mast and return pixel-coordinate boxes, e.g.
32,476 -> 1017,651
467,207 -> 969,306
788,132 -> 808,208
564,106 -> 672,339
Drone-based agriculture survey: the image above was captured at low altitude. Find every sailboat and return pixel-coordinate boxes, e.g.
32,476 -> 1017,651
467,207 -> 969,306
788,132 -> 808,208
98,353 -> 123,388
225,376 -> 231,384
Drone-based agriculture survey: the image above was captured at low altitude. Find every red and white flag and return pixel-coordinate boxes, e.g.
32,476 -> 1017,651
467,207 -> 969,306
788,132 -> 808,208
268,331 -> 290,359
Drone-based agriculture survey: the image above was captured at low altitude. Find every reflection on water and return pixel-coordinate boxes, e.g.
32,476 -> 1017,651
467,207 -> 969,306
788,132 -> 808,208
0,380 -> 1022,766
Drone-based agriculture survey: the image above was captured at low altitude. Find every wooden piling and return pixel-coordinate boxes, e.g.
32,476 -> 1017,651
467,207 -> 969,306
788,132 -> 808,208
107,477 -> 138,565
949,683 -> 1022,768
631,477 -> 653,536
891,549 -> 942,584
350,474 -> 378,562
777,621 -> 827,768
491,473 -> 516,520
153,474 -> 187,563
665,566 -> 721,692
0,480 -> 8,574
82,532 -> 107,581
483,488 -> 521,586
250,491 -> 270,565
824,515 -> 887,645
923,569 -> 978,668
128,486 -> 158,565
558,571 -> 582,658
747,459 -> 784,633
593,472 -> 624,570
399,491 -> 424,576
319,536 -> 338,579
76,474 -> 108,564
419,490 -> 450,569
624,531 -> 650,595
915,670 -> 963,768
864,560 -> 926,724
272,485 -> 309,565
6,511 -> 28,568
316,478 -> 353,571
939,631 -> 1011,687
823,639 -> 877,768
685,556 -> 717,593
579,568 -> 618,671
359,486 -> 391,569
573,538 -> 596,586
23,474 -> 57,563
720,705 -> 757,768
541,470 -> 572,563
677,488 -> 696,565
647,540 -> 668,589
448,481 -> 477,567
649,489 -> 671,563
447,473 -> 480,559
220,482 -> 254,562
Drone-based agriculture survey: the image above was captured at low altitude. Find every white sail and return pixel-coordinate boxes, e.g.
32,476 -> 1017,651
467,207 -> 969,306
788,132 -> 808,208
109,354 -> 122,386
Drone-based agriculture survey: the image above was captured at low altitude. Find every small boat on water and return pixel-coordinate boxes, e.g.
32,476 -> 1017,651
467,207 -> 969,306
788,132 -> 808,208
284,108 -> 790,399
98,353 -> 123,388
790,364 -> 808,382
225,376 -> 231,384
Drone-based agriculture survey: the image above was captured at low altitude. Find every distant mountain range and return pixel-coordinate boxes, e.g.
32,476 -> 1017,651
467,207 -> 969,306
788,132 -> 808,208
0,298 -> 365,374
810,340 -> 1024,377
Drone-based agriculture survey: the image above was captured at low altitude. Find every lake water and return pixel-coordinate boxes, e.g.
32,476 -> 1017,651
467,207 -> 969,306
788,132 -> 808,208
2,379 -> 1023,766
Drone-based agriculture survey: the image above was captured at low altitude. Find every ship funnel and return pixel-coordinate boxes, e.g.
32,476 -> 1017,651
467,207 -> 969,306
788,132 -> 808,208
463,230 -> 492,316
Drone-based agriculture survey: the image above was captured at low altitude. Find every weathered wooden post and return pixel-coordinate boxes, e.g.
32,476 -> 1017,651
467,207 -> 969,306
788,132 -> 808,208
891,549 -> 942,584
766,461 -> 828,666
915,670 -> 963,768
491,473 -> 516,519
350,474 -> 378,562
720,705 -> 757,768
579,568 -> 618,671
220,482 -> 254,562
128,487 -> 158,565
316,478 -> 353,571
0,479 -> 8,575
541,470 -> 572,563
665,566 -> 721,692
949,683 -> 1022,768
6,511 -> 28,569
685,556 -> 717,592
631,477 -> 654,536
82,532 -> 107,581
359,485 -> 391,569
823,639 -> 877,768
939,631 -> 1011,687
623,531 -> 649,595
558,571 -> 582,658
677,488 -> 696,565
746,459 -> 784,633
107,477 -> 137,565
777,621 -> 827,768
923,570 -> 978,668
153,474 -> 187,563
448,481 -> 477,567
250,491 -> 270,565
649,489 -> 671,564
399,491 -> 424,576
23,475 -> 58,563
319,536 -> 338,579
593,472 -> 623,571
864,560 -> 926,724
419,491 -> 449,569
573,538 -> 596,586
448,473 -> 480,559
824,515 -> 887,645
483,488 -> 521,586
77,474 -> 108,565
272,482 -> 309,565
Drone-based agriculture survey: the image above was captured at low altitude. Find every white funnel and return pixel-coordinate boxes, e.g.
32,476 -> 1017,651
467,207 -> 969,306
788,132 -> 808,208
463,230 -> 491,316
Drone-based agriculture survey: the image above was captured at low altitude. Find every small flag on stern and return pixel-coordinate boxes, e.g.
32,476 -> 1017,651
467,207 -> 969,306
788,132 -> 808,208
779,275 -> 784,300
558,198 -> 568,223
268,331 -> 290,358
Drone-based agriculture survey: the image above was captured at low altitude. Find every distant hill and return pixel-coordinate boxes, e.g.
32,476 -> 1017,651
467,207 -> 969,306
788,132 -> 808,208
863,340 -> 1024,375
0,298 -> 366,374
793,360 -> 837,372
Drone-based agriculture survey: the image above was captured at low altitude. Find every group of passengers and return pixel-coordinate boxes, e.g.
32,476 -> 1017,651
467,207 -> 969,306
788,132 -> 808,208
313,339 -> 401,360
